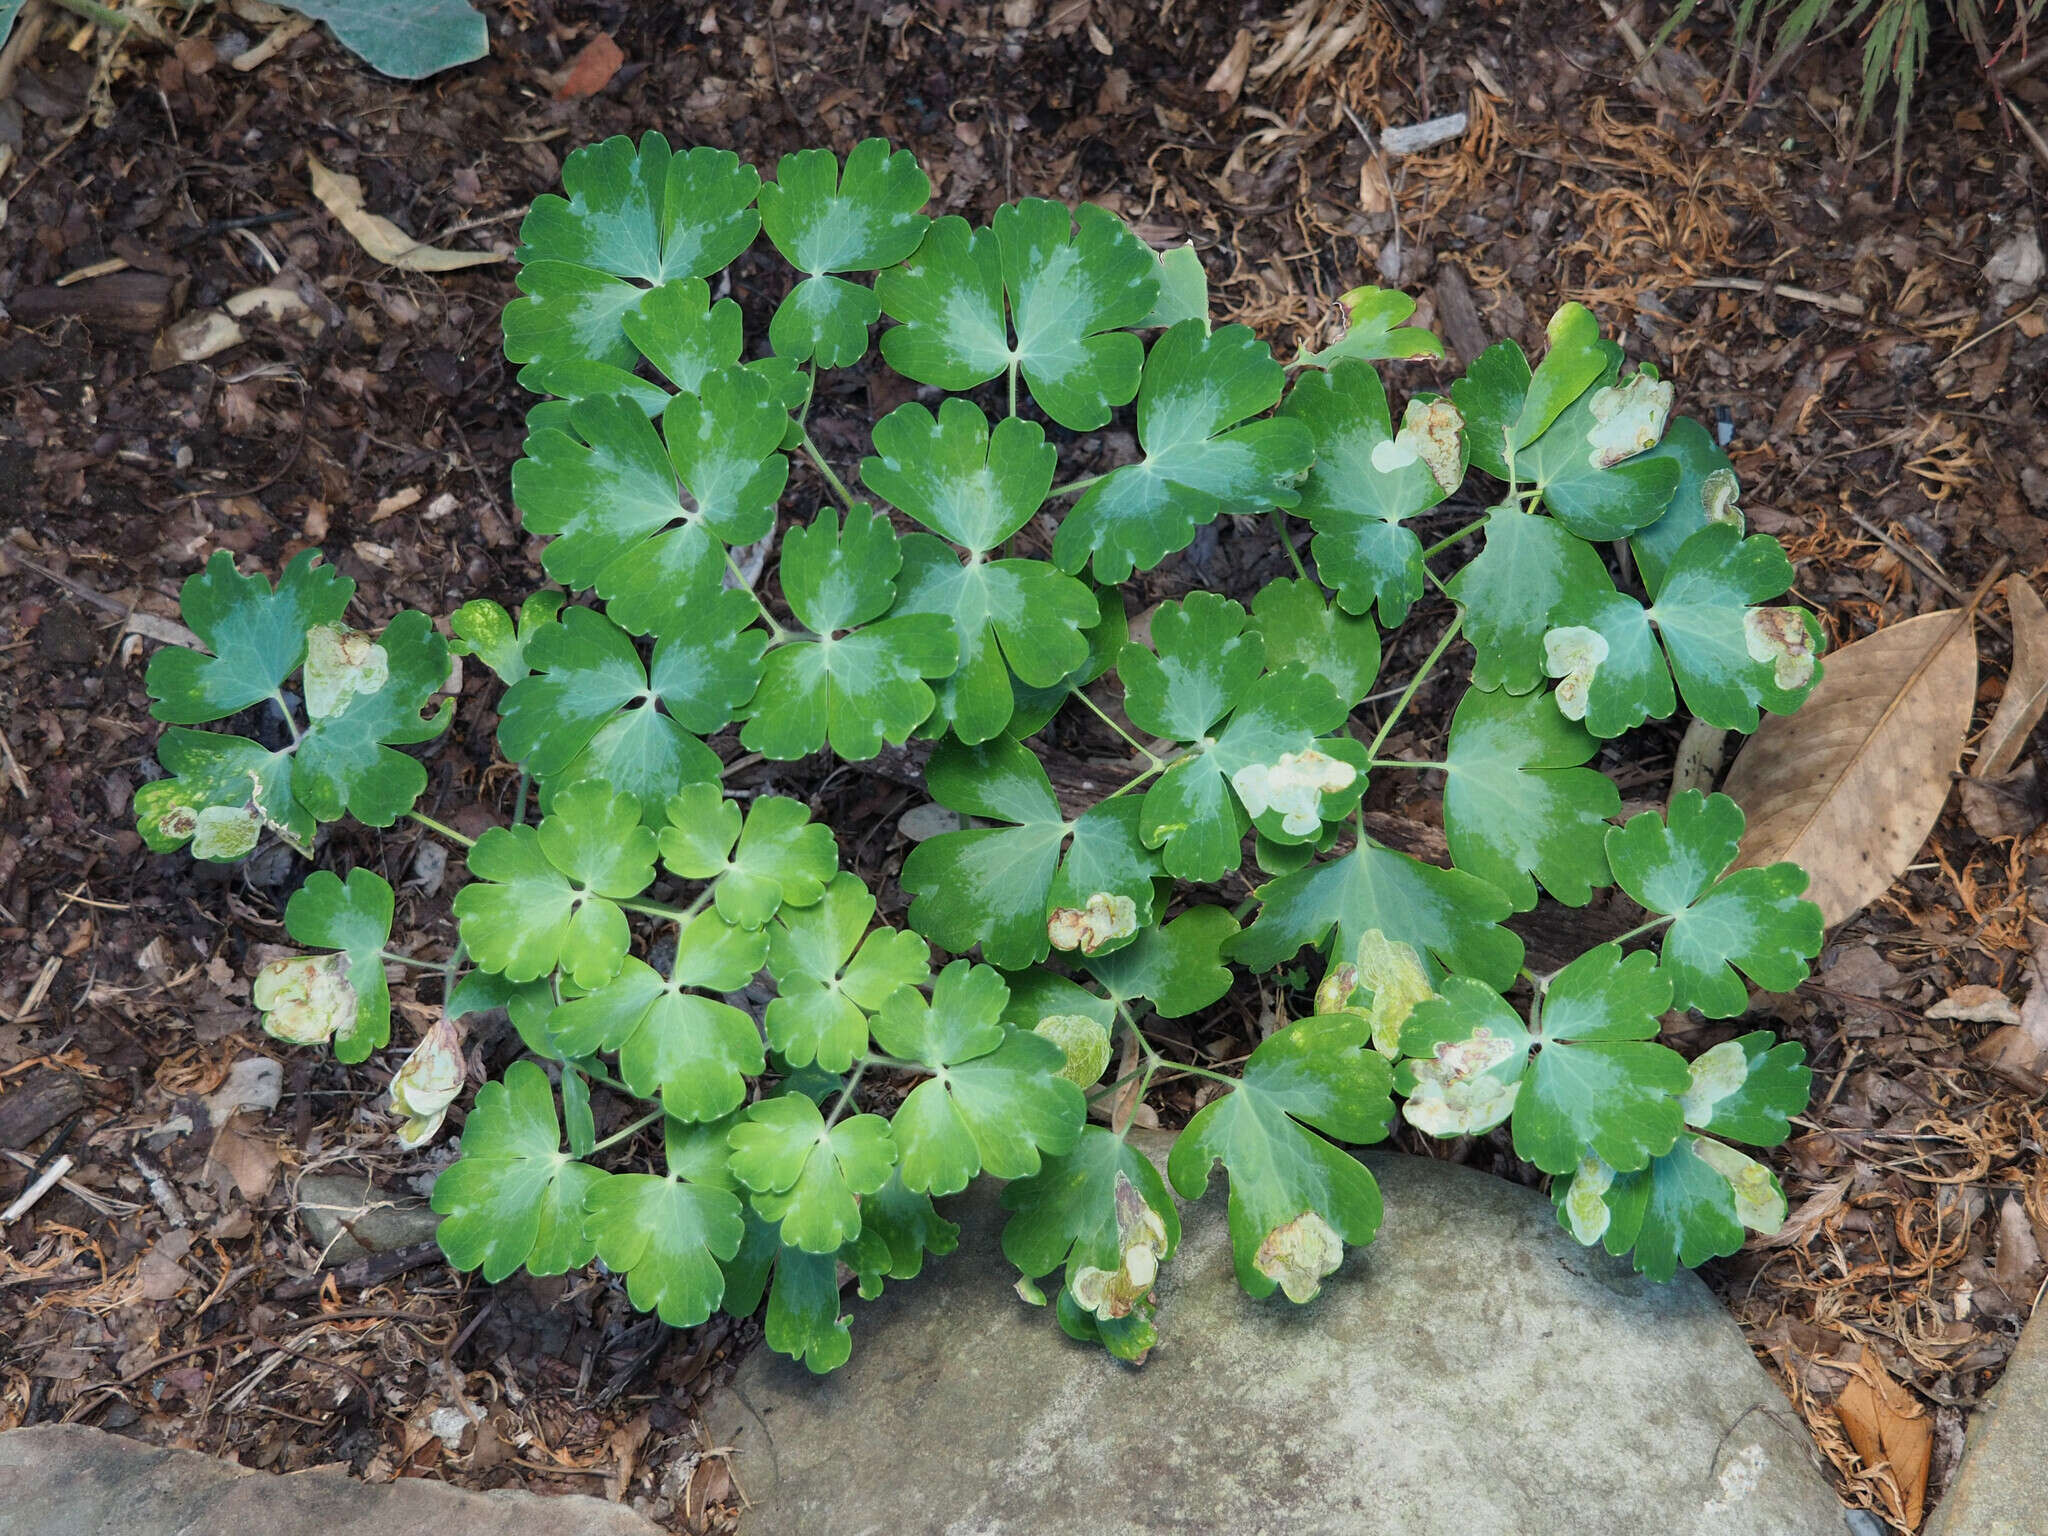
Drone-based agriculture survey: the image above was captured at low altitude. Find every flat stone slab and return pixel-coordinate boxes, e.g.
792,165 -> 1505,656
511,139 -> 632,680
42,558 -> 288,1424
710,1150 -> 1847,1536
0,1425 -> 662,1536
1926,1301 -> 2047,1535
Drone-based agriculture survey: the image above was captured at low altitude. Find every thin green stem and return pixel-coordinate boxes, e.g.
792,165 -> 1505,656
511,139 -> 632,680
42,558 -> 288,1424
379,949 -> 454,974
723,546 -> 790,644
1100,760 -> 1167,802
823,1061 -> 870,1132
1007,359 -> 1019,419
1367,757 -> 1447,771
408,811 -> 475,849
1048,473 -> 1103,498
858,1051 -> 927,1074
798,429 -> 858,513
589,1107 -> 665,1155
573,1061 -> 633,1096
616,891 -> 711,922
797,362 -> 818,429
1068,687 -> 1164,768
442,940 -> 468,1009
1608,914 -> 1675,947
268,689 -> 304,748
512,768 -> 531,828
1421,521 -> 1486,560
1274,510 -> 1308,580
1363,610 -> 1464,762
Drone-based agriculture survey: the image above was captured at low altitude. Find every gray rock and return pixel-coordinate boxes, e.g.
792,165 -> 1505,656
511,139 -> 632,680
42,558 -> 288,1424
710,1150 -> 1845,1536
0,1424 -> 661,1536
1984,229 -> 2044,311
1925,1301 -> 2048,1535
297,1172 -> 441,1265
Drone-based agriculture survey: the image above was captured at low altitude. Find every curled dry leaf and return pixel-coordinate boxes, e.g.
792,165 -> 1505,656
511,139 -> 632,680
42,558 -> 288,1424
1722,609 -> 1976,928
1973,574 -> 2048,780
1832,1346 -> 1932,1530
1926,983 -> 2021,1025
307,156 -> 506,273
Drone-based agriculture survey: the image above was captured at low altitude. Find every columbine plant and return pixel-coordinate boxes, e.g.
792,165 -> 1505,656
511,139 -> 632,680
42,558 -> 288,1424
134,132 -> 1827,1371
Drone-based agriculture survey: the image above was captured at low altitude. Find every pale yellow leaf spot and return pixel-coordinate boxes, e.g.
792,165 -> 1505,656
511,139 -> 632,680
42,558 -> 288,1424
304,624 -> 390,720
390,1014 -> 465,1146
253,953 -> 358,1046
1401,1027 -> 1521,1136
189,803 -> 263,860
1693,1137 -> 1787,1233
1701,467 -> 1743,529
1253,1209 -> 1344,1303
1033,1012 -> 1112,1087
1564,1153 -> 1616,1246
1352,929 -> 1435,1057
1742,607 -> 1816,690
1231,749 -> 1357,837
1543,625 -> 1609,722
1314,961 -> 1363,1020
1046,892 -> 1139,954
1679,1039 -> 1749,1129
1071,1171 -> 1171,1321
1585,372 -> 1674,468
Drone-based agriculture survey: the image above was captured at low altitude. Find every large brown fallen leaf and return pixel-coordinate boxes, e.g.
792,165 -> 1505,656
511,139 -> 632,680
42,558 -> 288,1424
307,156 -> 505,273
1722,609 -> 1976,928
1833,1346 -> 1932,1529
1972,574 -> 2048,779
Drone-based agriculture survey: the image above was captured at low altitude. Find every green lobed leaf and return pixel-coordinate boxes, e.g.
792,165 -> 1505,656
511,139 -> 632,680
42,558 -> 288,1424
1678,1031 -> 1810,1146
1001,1124 -> 1181,1282
1643,524 -> 1823,731
1445,504 -> 1615,694
263,868 -> 395,1061
840,1170 -> 961,1298
1605,790 -> 1823,1018
728,1092 -> 898,1254
1250,576 -> 1383,709
147,550 -> 352,725
135,728 -> 305,862
1397,946 -> 1687,1175
1141,243 -> 1208,330
453,780 -> 657,987
1628,417 -> 1742,597
1082,905 -> 1240,1019
1515,348 -> 1679,540
1295,286 -> 1445,368
449,590 -> 565,686
1449,302 -> 1608,481
1168,1013 -> 1393,1302
431,1060 -> 605,1283
759,139 -> 931,367
1005,581 -> 1129,740
546,908 -> 768,1122
1440,685 -> 1619,911
285,0 -> 487,80
583,1116 -> 747,1326
900,737 -> 1161,969
291,611 -> 452,827
764,871 -> 931,1072
872,960 -> 1086,1195
876,200 -> 1158,429
739,503 -> 958,761
1053,321 -> 1314,583
1229,836 -> 1523,989
1553,1133 -> 1789,1282
658,783 -> 837,930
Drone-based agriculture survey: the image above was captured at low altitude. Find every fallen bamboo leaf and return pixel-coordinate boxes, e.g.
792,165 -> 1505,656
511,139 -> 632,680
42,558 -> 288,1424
1972,574 -> 2048,779
308,156 -> 505,273
1832,1346 -> 1932,1529
1722,609 -> 1976,928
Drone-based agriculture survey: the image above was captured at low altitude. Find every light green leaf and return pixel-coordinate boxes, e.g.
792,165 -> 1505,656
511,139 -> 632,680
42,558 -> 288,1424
1294,285 -> 1444,368
1002,1127 -> 1178,1333
135,728 -> 305,861
547,909 -> 768,1122
453,780 -> 657,987
873,960 -> 1085,1194
1229,837 -> 1522,989
622,277 -> 742,392
877,200 -> 1158,429
1168,1013 -> 1392,1301
1005,581 -> 1128,740
1645,524 -> 1823,731
1445,504 -> 1615,694
1441,685 -> 1619,911
1605,790 -> 1822,1017
861,399 -> 1056,552
728,1093 -> 897,1254
739,505 -> 958,761
1678,1031 -> 1810,1145
1251,576 -> 1383,709
900,737 -> 1160,969
760,139 -> 931,367
284,0 -> 486,80
1053,320 -> 1313,583
1519,353 -> 1680,540
1540,592 -> 1675,740
146,550 -> 351,724
583,1116 -> 747,1326
1082,905 -> 1239,1019
1553,1133 -> 1788,1282
658,783 -> 838,929
840,1170 -> 961,1297
765,871 -> 931,1071
1141,243 -> 1208,329
431,1060 -> 604,1282
1397,946 -> 1687,1175
449,590 -> 564,686
1629,417 -> 1741,597
1449,303 -> 1608,480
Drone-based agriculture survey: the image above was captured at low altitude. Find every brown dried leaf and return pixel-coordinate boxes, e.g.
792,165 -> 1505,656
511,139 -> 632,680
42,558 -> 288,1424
307,157 -> 505,274
1974,575 -> 2048,779
1723,610 -> 1976,927
1926,984 -> 2021,1025
552,32 -> 624,101
1203,28 -> 1253,107
1832,1346 -> 1932,1528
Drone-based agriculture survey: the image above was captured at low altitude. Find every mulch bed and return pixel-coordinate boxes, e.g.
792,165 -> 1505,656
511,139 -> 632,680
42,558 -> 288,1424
2,2 -> 2044,1531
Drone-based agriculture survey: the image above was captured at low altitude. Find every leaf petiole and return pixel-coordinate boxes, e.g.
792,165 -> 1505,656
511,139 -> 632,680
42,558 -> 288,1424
798,428 -> 859,514
1273,510 -> 1309,579
723,546 -> 790,644
1069,686 -> 1165,769
1421,521 -> 1486,560
1367,757 -> 1447,771
408,811 -> 475,848
588,1106 -> 665,1154
1363,609 -> 1465,762
1048,473 -> 1104,499
379,948 -> 455,974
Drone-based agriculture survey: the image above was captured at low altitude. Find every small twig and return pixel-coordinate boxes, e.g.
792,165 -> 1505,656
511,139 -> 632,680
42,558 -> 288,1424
1848,513 -> 2010,644
1683,276 -> 1865,317
2007,97 -> 2048,177
1,1155 -> 73,1223
131,1149 -> 190,1228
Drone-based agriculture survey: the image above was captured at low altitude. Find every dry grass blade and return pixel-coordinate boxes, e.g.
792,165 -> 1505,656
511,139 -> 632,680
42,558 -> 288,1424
1972,575 -> 2048,781
1722,609 -> 1977,928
